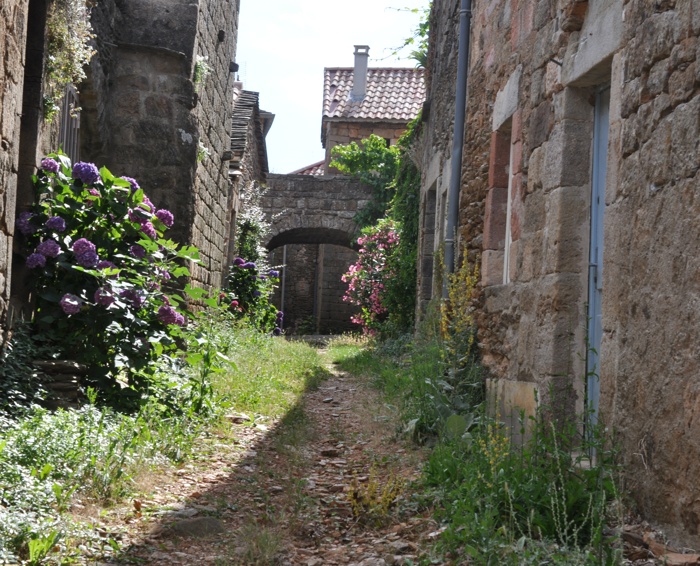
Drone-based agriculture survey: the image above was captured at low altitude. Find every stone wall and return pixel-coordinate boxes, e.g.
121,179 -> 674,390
598,1 -> 700,545
190,0 -> 239,289
263,174 -> 372,249
83,0 -> 237,291
0,0 -> 30,338
424,0 -> 700,546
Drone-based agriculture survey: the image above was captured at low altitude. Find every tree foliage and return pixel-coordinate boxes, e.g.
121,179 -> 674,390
330,134 -> 400,229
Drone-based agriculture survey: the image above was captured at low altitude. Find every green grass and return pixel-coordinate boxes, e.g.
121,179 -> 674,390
0,319 -> 330,564
212,324 -> 327,418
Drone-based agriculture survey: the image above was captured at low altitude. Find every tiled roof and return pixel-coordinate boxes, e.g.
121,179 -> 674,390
289,160 -> 325,176
323,67 -> 425,122
230,89 -> 269,175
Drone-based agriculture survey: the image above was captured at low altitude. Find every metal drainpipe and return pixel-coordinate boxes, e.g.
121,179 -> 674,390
443,0 -> 473,297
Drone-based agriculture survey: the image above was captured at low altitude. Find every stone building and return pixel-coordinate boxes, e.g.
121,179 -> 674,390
419,0 -> 700,546
0,0 -> 240,337
226,83 -> 273,267
266,46 -> 425,334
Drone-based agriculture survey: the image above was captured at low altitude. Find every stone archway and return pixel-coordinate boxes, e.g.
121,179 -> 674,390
260,174 -> 373,334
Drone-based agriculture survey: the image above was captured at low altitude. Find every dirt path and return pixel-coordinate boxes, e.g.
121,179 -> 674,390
91,353 -> 441,565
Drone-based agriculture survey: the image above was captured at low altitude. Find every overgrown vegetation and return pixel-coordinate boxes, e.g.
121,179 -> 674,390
0,151 -> 304,563
333,117 -> 422,335
44,0 -> 94,121
0,313 -> 323,564
328,254 -> 620,564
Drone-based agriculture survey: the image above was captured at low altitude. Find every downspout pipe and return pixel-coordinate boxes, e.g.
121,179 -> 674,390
443,0 -> 473,296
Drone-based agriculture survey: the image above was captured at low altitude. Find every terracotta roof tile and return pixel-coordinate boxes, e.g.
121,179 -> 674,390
322,67 -> 425,123
289,160 -> 325,176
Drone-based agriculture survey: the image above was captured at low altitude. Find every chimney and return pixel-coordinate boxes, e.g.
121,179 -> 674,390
350,45 -> 370,101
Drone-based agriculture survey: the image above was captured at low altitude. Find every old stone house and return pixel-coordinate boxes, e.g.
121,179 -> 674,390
419,0 -> 699,547
0,0 -> 241,338
266,46 -> 425,334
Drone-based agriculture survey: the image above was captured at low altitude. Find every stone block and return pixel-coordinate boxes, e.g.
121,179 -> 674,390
553,87 -> 594,122
543,185 -> 589,274
542,120 -> 593,191
486,378 -> 539,445
528,100 -> 552,150
483,187 -> 508,250
668,63 -> 696,107
670,95 -> 700,181
527,146 -> 545,193
488,130 -> 510,189
561,0 -> 622,86
482,249 -> 504,286
492,65 -> 522,131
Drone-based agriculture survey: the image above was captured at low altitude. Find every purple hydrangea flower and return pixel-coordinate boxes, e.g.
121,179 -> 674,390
130,244 -> 146,259
88,188 -> 101,197
157,305 -> 185,326
60,293 -> 82,315
72,238 -> 96,256
72,161 -> 100,184
76,251 -> 99,268
273,327 -> 282,336
120,176 -> 140,191
140,221 -> 157,239
46,216 -> 66,232
253,290 -> 261,297
233,258 -> 245,266
276,311 -> 284,319
40,158 -> 60,174
158,268 -> 172,281
242,262 -> 257,269
141,197 -> 155,213
36,240 -> 61,258
26,253 -> 46,269
17,212 -> 36,235
119,289 -> 145,308
94,287 -> 115,306
269,270 -> 280,278
97,260 -> 117,270
155,209 -> 174,227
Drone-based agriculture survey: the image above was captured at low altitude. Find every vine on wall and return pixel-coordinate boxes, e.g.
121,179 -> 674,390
44,0 -> 95,121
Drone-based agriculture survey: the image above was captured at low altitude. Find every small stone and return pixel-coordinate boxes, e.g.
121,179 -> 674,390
168,517 -> 225,538
227,413 -> 251,424
321,447 -> 341,457
388,540 -> 411,553
323,397 -> 334,403
270,486 -> 284,493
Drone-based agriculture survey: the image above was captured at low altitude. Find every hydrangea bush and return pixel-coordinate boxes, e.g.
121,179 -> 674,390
221,258 -> 283,334
341,220 -> 399,335
19,152 -> 200,403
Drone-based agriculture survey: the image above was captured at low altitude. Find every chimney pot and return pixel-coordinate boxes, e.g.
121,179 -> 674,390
351,45 -> 370,101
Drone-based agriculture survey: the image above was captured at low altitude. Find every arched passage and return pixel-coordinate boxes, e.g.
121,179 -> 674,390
259,174 -> 374,335
266,227 -> 358,250
267,228 -> 359,335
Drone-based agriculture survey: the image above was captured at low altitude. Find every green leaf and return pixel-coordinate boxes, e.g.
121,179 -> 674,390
184,284 -> 207,299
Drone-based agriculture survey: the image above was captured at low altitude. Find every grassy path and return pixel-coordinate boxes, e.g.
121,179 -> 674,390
91,342 -> 437,565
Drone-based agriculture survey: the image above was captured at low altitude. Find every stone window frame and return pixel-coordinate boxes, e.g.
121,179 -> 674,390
482,110 -> 523,286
